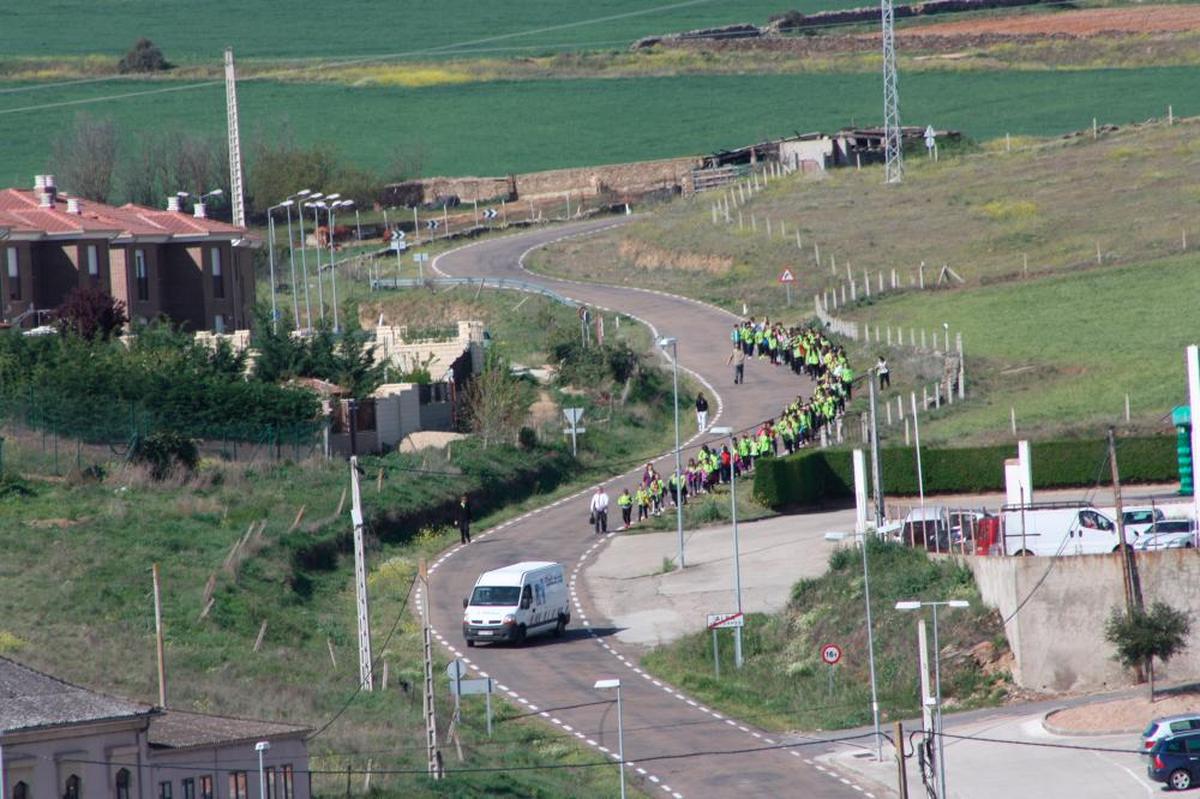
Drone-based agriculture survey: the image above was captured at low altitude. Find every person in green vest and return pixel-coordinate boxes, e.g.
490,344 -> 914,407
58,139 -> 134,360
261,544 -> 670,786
738,432 -> 754,471
617,488 -> 633,529
636,485 -> 650,523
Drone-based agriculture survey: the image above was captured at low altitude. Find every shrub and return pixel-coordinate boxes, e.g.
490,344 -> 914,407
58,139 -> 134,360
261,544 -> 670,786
55,286 -> 128,341
132,431 -> 199,480
118,38 -> 170,73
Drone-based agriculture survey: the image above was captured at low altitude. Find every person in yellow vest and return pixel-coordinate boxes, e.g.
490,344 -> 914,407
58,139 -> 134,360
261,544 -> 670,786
636,485 -> 651,523
617,488 -> 633,529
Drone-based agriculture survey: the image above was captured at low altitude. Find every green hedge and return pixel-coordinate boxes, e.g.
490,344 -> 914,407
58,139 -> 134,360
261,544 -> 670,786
753,436 -> 1178,509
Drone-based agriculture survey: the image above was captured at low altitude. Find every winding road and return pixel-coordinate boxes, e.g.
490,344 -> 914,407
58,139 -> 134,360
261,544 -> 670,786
417,218 -> 872,798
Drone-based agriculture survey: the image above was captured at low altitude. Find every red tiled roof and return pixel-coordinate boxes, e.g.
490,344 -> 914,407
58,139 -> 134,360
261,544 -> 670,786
0,188 -> 253,241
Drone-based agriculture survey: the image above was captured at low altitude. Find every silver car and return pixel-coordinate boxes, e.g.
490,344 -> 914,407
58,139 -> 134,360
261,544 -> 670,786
1135,519 -> 1197,551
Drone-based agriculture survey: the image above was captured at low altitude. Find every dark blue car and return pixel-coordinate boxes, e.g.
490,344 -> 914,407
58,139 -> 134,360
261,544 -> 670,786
1148,731 -> 1200,790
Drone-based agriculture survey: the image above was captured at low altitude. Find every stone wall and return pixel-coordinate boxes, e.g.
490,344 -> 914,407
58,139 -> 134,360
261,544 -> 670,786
513,156 -> 702,200
965,550 -> 1200,692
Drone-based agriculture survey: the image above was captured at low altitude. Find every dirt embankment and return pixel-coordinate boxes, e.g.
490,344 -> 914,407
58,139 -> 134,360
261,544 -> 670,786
617,238 -> 733,273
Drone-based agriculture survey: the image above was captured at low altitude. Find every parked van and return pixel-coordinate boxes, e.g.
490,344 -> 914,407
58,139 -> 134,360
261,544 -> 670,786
1000,502 -> 1128,556
462,561 -> 569,647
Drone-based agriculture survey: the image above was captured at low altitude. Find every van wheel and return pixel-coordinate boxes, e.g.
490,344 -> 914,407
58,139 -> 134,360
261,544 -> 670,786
514,625 -> 527,645
1170,768 -> 1192,790
1015,549 -> 1033,557
466,639 -> 475,648
554,616 -> 567,637
1112,545 -> 1123,553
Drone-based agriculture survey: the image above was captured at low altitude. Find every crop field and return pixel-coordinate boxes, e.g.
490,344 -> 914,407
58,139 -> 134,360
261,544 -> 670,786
0,0 -> 856,61
3,65 -> 1198,189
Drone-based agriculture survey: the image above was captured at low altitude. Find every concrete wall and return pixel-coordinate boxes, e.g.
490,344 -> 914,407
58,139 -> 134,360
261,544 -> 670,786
514,156 -> 700,200
965,550 -> 1200,692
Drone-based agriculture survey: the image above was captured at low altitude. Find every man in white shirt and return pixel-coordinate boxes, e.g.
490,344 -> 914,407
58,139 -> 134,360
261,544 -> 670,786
589,486 -> 610,534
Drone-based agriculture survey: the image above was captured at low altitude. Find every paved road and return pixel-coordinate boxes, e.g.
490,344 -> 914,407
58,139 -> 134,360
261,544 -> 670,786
417,218 -> 868,798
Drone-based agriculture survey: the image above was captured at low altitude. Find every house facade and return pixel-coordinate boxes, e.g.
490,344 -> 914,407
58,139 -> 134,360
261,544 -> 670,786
0,658 -> 310,799
0,176 -> 257,332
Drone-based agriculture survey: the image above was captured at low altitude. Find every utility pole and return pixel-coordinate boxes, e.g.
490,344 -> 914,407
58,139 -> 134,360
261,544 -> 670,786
880,0 -> 903,184
1108,428 -> 1142,613
152,563 -> 167,707
894,720 -> 909,798
223,48 -> 246,227
419,559 -> 442,779
867,372 -> 885,525
349,457 -> 373,691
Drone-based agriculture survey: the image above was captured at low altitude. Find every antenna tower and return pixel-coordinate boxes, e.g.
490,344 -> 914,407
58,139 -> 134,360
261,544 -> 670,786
224,48 -> 247,226
881,0 -> 903,184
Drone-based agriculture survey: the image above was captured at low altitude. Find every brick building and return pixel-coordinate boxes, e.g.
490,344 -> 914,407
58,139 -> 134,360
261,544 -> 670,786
0,176 -> 258,332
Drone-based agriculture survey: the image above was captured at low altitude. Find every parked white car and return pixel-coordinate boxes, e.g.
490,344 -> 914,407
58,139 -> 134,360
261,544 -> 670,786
1134,519 -> 1197,551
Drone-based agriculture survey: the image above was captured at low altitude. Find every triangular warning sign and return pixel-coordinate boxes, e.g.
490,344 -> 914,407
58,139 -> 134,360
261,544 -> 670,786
778,268 -> 795,283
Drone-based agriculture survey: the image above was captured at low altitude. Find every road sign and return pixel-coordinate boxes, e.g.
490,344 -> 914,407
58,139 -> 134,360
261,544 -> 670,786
448,677 -> 493,696
390,229 -> 406,241
707,612 -> 744,630
482,208 -> 499,220
563,407 -> 584,426
778,268 -> 795,284
924,125 -> 936,147
446,659 -> 468,680
820,643 -> 842,665
426,220 -> 439,229
412,253 -> 429,262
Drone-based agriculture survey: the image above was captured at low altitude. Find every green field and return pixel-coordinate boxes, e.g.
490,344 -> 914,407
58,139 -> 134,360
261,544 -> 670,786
3,66 -> 1199,190
0,0 -> 849,61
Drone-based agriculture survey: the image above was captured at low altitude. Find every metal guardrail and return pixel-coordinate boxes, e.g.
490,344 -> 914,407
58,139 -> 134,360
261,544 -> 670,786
370,276 -> 577,307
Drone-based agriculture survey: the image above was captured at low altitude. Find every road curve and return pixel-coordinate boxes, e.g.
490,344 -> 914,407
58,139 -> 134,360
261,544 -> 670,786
419,218 -> 870,798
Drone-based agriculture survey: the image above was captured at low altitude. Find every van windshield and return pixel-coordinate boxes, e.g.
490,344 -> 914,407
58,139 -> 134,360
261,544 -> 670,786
470,586 -> 520,606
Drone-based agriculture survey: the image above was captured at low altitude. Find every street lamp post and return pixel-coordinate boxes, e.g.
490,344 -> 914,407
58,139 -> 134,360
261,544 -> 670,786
281,199 -> 300,330
306,200 -> 326,325
290,189 -> 313,330
657,336 -> 685,570
710,426 -> 743,668
329,199 -> 353,334
265,200 -> 296,333
593,679 -> 625,799
254,741 -> 270,799
895,599 -> 970,799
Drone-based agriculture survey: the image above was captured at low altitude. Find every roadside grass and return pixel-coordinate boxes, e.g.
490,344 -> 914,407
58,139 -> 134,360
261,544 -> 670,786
4,66 -> 1200,189
532,116 -> 1200,320
841,254 -> 1200,445
641,539 -> 1011,732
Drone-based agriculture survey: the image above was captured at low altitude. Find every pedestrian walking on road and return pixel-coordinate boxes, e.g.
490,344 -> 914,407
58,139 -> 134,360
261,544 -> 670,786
728,346 -> 746,385
695,391 -> 709,431
456,494 -> 472,545
590,486 -> 610,534
618,488 -> 633,529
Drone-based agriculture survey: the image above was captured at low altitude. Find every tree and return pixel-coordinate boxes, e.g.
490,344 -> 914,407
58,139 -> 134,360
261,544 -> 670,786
462,357 -> 532,448
118,38 -> 170,73
51,113 -> 119,202
122,129 -> 229,214
55,286 -> 128,341
246,128 -> 341,219
1105,602 -> 1191,700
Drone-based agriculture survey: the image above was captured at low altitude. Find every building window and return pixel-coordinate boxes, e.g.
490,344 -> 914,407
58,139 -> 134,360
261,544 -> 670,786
213,314 -> 225,334
6,248 -> 18,301
135,249 -> 148,302
211,248 -> 224,299
116,769 -> 131,799
199,776 -> 213,799
64,775 -> 81,799
228,773 -> 247,799
86,245 -> 100,284
158,782 -> 172,799
13,782 -> 28,799
181,779 -> 194,799
264,768 -> 275,799
281,766 -> 292,799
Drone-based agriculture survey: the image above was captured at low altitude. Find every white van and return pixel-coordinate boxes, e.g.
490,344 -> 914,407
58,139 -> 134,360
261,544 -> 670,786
462,561 -> 570,647
1000,503 -> 1128,556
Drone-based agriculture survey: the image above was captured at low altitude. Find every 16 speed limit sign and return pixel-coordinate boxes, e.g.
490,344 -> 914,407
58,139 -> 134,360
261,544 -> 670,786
820,644 -> 842,666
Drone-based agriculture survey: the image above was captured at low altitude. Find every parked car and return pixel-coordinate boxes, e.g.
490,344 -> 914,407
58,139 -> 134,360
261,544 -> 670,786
1147,730 -> 1200,789
1135,519 -> 1197,551
1121,507 -> 1166,537
1143,714 -> 1200,753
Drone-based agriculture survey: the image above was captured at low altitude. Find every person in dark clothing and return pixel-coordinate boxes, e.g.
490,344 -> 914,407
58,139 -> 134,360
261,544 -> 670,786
695,392 -> 709,431
456,495 -> 471,544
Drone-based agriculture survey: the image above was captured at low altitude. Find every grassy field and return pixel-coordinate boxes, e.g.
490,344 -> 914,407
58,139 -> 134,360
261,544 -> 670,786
3,66 -> 1199,189
0,0 -> 852,61
642,538 -> 1011,731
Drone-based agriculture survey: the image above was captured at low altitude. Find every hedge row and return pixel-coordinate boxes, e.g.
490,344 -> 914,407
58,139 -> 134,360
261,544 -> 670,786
753,436 -> 1178,509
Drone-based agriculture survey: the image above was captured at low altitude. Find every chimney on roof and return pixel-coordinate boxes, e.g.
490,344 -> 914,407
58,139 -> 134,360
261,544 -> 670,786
38,192 -> 54,209
167,195 -> 181,212
66,198 -> 82,215
33,175 -> 46,192
44,174 -> 57,204
193,202 -> 207,219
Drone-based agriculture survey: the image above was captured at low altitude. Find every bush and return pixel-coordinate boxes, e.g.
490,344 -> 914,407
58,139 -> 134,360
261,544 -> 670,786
55,286 -> 128,341
132,431 -> 199,480
118,38 -> 170,73
754,436 -> 1178,508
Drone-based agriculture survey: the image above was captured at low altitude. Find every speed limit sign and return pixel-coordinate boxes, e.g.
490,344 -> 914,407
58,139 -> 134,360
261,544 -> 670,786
820,644 -> 842,665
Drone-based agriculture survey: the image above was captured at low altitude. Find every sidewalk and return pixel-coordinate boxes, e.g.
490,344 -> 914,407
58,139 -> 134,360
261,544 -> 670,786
584,506 -> 857,648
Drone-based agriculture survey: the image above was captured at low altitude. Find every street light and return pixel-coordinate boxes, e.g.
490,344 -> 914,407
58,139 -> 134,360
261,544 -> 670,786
254,741 -> 270,799
709,425 -> 744,669
305,200 -> 327,326
291,189 -> 314,331
593,679 -> 625,799
265,200 -> 296,333
328,199 -> 354,334
895,599 -> 970,799
657,336 -> 684,570
276,195 -> 301,331
824,526 -> 883,762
